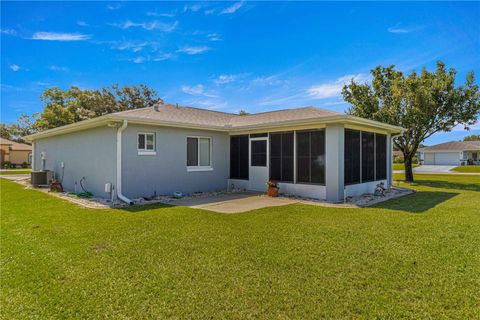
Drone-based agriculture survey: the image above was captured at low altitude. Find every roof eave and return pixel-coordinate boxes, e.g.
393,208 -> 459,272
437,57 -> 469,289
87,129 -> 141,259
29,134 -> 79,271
24,113 -> 405,141
229,115 -> 404,134
24,115 -> 115,141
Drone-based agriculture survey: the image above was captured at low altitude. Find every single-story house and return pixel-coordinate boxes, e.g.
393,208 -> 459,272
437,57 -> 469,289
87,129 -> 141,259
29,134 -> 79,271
25,104 -> 403,203
0,137 -> 32,167
418,141 -> 480,166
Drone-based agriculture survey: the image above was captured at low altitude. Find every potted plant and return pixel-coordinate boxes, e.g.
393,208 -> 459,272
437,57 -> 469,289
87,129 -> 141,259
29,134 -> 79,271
266,180 -> 279,197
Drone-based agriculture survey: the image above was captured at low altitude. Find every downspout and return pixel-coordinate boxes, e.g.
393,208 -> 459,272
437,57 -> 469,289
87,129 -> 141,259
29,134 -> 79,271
116,120 -> 133,205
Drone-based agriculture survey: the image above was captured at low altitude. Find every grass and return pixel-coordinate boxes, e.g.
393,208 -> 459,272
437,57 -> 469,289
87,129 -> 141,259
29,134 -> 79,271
392,163 -> 419,170
451,165 -> 480,173
1,174 -> 480,319
0,168 -> 31,175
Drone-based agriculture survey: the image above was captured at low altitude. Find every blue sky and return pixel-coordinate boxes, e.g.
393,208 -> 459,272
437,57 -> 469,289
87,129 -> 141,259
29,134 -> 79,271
1,1 -> 479,144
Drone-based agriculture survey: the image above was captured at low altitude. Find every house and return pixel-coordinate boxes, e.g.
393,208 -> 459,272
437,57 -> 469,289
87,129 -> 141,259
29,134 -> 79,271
418,141 -> 480,165
25,104 -> 403,203
0,138 -> 32,167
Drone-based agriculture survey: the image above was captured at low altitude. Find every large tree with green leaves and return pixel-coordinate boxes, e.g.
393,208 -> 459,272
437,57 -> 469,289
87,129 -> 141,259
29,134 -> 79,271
342,61 -> 480,182
35,84 -> 162,130
463,134 -> 480,141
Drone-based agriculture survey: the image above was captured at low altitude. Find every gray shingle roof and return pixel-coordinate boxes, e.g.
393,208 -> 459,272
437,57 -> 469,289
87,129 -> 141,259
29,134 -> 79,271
419,141 -> 480,152
113,104 -> 341,129
228,107 -> 340,127
25,103 -> 404,141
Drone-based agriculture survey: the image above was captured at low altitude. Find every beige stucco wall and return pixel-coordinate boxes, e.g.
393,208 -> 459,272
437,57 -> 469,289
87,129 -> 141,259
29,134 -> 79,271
9,150 -> 31,165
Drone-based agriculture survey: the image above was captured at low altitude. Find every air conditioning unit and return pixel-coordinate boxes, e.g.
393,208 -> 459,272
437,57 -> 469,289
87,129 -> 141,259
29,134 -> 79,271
31,170 -> 54,187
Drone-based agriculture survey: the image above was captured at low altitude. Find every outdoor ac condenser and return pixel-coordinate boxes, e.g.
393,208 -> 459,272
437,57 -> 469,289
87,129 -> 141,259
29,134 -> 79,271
31,170 -> 53,187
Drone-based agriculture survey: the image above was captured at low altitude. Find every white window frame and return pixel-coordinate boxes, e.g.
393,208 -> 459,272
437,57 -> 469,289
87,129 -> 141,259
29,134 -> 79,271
187,136 -> 213,172
137,132 -> 156,156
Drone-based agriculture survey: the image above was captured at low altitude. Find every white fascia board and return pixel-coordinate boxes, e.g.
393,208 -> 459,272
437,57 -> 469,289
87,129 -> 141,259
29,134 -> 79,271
109,115 -> 229,132
24,115 -> 115,141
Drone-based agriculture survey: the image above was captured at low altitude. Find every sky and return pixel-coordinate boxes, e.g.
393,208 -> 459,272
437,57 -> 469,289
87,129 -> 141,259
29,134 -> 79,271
1,1 -> 479,145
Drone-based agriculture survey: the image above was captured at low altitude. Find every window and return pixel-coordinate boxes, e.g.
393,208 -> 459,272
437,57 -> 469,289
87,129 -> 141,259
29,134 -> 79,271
344,130 -> 388,184
187,137 -> 212,171
270,132 -> 294,182
296,130 -> 325,184
344,129 -> 361,185
361,132 -> 375,182
230,135 -> 249,179
375,134 -> 387,180
251,140 -> 267,167
138,133 -> 156,155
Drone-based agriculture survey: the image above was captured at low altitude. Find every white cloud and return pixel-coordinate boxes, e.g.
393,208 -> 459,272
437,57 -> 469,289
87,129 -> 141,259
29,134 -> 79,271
213,74 -> 238,85
183,3 -> 208,13
153,53 -> 174,61
183,98 -> 227,110
111,20 -> 178,32
387,27 -> 410,34
307,74 -> 369,99
131,57 -> 146,64
181,84 -> 217,98
49,65 -> 69,72
1,29 -> 16,35
77,21 -> 89,27
31,32 -> 90,41
387,24 -> 419,34
220,1 -> 244,14
111,41 -> 148,52
207,33 -> 222,41
146,11 -> 176,18
251,75 -> 285,86
10,64 -> 20,71
204,8 -> 217,15
106,3 -> 123,10
177,46 -> 210,55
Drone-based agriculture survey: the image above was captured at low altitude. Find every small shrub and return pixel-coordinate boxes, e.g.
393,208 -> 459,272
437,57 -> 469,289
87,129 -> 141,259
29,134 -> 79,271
21,162 -> 28,168
2,161 -> 12,169
393,156 -> 404,164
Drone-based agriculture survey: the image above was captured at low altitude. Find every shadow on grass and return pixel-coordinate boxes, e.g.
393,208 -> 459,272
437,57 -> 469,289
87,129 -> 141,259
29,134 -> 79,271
408,180 -> 480,192
372,191 -> 458,213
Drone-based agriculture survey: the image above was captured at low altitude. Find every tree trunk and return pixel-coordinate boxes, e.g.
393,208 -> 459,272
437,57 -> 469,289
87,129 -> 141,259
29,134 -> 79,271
404,155 -> 414,182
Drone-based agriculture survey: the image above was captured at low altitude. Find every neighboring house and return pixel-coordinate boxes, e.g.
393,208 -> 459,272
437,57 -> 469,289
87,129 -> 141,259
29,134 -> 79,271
26,104 -> 403,203
0,138 -> 32,167
418,141 -> 480,165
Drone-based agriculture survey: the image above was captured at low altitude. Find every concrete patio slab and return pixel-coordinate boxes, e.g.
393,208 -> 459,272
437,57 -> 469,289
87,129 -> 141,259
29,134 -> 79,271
173,192 -> 299,213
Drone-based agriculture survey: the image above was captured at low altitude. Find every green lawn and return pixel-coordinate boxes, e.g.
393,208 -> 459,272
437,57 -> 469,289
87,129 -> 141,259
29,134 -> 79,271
451,165 -> 480,173
392,163 -> 419,170
0,168 -> 31,175
1,174 -> 479,319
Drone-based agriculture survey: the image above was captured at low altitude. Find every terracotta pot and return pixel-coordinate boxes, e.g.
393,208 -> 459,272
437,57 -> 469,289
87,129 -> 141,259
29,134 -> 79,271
267,186 -> 279,197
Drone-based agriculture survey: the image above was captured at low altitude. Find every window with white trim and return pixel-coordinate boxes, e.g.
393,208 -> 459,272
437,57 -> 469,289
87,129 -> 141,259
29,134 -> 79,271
137,133 -> 155,154
187,137 -> 212,170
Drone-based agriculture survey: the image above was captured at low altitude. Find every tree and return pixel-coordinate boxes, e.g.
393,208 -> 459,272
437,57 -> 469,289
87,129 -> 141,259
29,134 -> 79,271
0,124 -> 14,140
342,61 -> 480,182
463,134 -> 480,141
238,109 -> 250,116
35,84 -> 163,130
0,114 -> 38,143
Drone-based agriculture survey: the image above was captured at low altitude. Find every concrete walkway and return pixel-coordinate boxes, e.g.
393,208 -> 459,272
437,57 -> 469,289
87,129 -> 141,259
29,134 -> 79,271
394,165 -> 480,175
414,165 -> 456,173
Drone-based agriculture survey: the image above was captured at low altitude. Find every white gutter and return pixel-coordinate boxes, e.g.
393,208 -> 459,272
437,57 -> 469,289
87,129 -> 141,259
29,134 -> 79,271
116,120 -> 133,205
